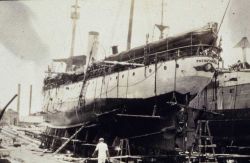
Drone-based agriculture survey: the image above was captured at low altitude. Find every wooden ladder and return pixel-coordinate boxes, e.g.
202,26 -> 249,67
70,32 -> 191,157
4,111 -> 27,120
192,120 -> 218,163
119,139 -> 131,156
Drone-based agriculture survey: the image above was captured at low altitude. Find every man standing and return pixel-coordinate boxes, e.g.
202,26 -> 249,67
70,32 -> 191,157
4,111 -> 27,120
92,138 -> 110,163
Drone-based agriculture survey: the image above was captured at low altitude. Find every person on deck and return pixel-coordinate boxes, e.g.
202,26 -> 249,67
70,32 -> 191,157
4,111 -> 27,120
92,138 -> 110,163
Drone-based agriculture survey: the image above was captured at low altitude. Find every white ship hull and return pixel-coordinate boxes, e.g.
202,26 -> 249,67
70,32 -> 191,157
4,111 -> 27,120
189,69 -> 250,110
42,56 -> 218,127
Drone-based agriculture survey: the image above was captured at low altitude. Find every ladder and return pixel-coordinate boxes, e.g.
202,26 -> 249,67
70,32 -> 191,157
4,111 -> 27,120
119,139 -> 131,156
192,120 -> 218,163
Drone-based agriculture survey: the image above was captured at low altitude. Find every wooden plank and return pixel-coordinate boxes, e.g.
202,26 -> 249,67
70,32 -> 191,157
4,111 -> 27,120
53,124 -> 96,155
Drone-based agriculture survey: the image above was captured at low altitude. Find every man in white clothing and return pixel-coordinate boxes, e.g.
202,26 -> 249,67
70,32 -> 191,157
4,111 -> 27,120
92,138 -> 110,163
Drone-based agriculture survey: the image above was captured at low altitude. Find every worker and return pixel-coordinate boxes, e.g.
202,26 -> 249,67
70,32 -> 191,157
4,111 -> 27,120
92,138 -> 110,163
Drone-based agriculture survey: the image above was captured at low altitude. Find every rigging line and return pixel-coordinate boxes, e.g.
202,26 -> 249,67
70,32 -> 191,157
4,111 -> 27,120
99,63 -> 163,96
99,68 -> 106,98
215,73 -> 218,110
118,62 -> 163,87
217,0 -> 231,35
125,68 -> 130,98
172,58 -> 177,102
99,43 -> 107,59
154,55 -> 158,96
105,73 -> 110,98
93,79 -> 98,112
117,72 -> 120,98
110,0 -> 124,45
152,25 -> 156,42
144,0 -> 153,30
233,72 -> 239,110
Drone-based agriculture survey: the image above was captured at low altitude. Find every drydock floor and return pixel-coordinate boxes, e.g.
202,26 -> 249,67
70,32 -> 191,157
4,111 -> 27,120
1,125 -> 250,163
0,126 -> 80,163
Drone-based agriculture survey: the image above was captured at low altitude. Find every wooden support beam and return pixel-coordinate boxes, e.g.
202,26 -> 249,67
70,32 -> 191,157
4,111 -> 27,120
53,124 -> 96,155
116,114 -> 164,119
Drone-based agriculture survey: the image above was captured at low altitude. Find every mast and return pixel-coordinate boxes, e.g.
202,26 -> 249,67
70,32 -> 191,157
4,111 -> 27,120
127,0 -> 135,51
155,0 -> 168,39
67,0 -> 80,71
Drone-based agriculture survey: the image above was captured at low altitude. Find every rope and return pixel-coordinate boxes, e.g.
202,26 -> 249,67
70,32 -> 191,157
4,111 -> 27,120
93,78 -> 98,112
125,68 -> 130,98
117,72 -> 120,97
217,0 -> 231,35
233,72 -> 239,110
171,58 -> 177,102
98,63 -> 163,96
110,0 -> 124,45
99,71 -> 106,98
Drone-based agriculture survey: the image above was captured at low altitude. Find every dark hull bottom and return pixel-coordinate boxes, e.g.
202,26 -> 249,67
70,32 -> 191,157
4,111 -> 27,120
41,92 -> 196,155
44,92 -> 192,127
202,108 -> 250,154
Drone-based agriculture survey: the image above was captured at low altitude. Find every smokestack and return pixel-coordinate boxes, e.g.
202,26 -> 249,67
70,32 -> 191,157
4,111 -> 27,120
29,85 -> 32,116
87,31 -> 99,62
111,45 -> 118,55
17,84 -> 21,122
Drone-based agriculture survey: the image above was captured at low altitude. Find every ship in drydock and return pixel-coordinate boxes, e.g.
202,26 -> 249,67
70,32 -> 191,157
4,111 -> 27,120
41,0 -> 221,156
189,37 -> 250,154
189,37 -> 250,111
43,24 -> 220,127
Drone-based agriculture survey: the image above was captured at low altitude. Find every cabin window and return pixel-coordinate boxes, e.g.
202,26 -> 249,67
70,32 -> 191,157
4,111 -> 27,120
164,66 -> 167,70
149,69 -> 152,73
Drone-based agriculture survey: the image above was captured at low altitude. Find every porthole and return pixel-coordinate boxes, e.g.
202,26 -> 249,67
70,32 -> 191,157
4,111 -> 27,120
164,66 -> 167,70
132,72 -> 135,76
149,69 -> 152,73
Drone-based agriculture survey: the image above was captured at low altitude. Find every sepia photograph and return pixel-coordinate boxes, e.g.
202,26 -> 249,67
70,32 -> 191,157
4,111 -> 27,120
0,0 -> 249,162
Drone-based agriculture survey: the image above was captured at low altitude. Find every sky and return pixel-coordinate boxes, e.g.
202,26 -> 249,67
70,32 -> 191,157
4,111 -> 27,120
0,0 -> 248,116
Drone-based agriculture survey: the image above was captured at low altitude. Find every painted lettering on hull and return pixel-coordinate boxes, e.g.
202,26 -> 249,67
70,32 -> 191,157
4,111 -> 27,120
196,59 -> 217,64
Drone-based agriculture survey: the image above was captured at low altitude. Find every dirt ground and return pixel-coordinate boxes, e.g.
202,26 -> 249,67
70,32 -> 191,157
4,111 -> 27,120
0,127 -> 72,163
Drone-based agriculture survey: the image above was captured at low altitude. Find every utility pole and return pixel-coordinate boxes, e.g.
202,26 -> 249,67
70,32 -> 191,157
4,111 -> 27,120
29,85 -> 32,116
17,84 -> 21,123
